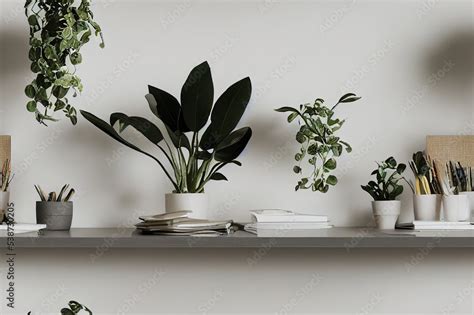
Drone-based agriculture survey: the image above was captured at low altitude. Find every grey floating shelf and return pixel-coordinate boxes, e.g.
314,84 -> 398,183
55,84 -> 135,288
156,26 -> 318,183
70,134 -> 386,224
2,227 -> 473,248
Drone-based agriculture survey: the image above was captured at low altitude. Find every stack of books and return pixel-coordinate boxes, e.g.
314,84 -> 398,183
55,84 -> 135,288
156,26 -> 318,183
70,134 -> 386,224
396,221 -> 474,230
244,209 -> 332,234
135,211 -> 234,236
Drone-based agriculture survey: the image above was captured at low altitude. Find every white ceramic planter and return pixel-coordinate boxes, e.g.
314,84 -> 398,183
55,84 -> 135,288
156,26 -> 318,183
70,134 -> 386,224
459,192 -> 474,222
0,191 -> 10,222
443,195 -> 470,222
372,200 -> 400,229
413,194 -> 441,221
165,193 -> 208,219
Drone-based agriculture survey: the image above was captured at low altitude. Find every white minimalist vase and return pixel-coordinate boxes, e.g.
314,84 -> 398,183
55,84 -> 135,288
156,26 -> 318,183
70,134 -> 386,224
459,192 -> 474,222
372,200 -> 401,229
413,194 -> 441,221
442,195 -> 470,222
0,191 -> 10,222
165,193 -> 208,219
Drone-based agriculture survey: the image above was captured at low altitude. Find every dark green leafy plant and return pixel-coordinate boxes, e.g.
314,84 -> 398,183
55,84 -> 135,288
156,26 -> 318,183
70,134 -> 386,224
28,300 -> 92,315
81,61 -> 252,193
361,157 -> 410,201
275,93 -> 361,192
24,0 -> 104,125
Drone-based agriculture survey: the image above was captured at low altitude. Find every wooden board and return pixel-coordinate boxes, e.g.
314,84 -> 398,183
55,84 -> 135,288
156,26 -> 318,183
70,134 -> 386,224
426,136 -> 474,166
0,135 -> 11,167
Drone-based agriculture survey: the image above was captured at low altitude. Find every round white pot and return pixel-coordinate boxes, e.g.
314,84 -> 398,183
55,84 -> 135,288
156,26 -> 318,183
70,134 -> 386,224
0,191 -> 10,222
413,194 -> 441,221
372,200 -> 401,230
459,192 -> 474,222
443,195 -> 470,222
165,193 -> 208,219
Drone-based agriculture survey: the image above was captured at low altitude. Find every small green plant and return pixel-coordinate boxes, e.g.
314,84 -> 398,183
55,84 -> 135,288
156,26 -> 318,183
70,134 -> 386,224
361,157 -> 412,201
1,159 -> 13,192
24,0 -> 104,125
275,93 -> 361,192
81,61 -> 252,193
28,300 -> 92,315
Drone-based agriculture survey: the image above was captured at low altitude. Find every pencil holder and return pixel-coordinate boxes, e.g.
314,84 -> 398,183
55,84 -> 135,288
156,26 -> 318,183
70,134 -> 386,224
442,195 -> 469,222
413,194 -> 441,221
36,201 -> 73,231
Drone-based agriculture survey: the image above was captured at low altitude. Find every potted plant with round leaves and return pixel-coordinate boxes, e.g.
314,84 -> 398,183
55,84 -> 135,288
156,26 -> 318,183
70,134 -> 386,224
361,157 -> 413,229
80,61 -> 252,219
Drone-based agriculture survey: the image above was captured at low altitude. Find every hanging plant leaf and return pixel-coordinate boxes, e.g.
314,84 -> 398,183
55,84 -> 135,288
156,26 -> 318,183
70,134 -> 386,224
181,61 -> 214,131
215,127 -> 252,162
200,77 -> 251,150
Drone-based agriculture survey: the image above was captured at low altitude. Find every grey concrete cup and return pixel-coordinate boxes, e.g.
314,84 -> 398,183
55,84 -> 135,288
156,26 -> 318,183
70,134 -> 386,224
36,201 -> 73,231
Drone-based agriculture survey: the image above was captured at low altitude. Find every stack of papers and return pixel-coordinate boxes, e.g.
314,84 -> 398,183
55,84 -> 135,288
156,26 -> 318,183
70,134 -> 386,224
136,211 -> 234,236
396,221 -> 474,230
0,223 -> 46,234
245,209 -> 332,234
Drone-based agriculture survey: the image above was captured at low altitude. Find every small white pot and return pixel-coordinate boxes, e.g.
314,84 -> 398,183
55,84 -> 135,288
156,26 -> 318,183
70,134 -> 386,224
372,200 -> 401,229
443,195 -> 470,222
413,194 -> 441,221
0,191 -> 10,222
459,192 -> 474,221
165,193 -> 208,219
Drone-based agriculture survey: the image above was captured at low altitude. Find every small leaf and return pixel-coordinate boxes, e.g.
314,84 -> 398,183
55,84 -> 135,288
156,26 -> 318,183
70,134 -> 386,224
385,157 -> 397,168
396,163 -> 406,174
26,101 -> 37,112
327,175 -> 338,186
210,173 -> 228,181
287,112 -> 298,123
324,158 -> 337,170
275,106 -> 299,113
25,84 -> 36,98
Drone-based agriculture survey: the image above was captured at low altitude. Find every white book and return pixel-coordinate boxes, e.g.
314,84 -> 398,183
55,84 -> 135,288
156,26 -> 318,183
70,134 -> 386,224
397,221 -> 474,230
244,223 -> 332,234
413,221 -> 471,226
250,209 -> 328,223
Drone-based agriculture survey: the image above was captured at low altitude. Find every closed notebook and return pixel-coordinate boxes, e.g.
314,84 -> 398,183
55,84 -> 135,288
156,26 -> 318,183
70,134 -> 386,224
250,209 -> 328,223
397,221 -> 474,230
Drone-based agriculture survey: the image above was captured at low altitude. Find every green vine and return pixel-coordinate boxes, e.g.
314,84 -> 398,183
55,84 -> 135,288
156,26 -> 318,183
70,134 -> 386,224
24,0 -> 104,125
276,93 -> 361,193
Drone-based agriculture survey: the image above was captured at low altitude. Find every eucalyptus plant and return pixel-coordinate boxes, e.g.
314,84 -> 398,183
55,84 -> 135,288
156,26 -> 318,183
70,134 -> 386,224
361,157 -> 411,201
81,61 -> 252,193
24,0 -> 104,125
275,93 -> 361,192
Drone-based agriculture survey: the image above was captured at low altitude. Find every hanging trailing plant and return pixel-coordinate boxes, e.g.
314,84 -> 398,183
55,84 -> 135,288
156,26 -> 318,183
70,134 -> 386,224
24,0 -> 104,125
275,93 -> 361,193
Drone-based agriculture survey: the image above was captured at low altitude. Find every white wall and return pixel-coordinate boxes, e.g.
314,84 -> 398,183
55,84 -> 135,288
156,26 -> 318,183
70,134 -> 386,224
1,0 -> 473,227
1,1 -> 473,314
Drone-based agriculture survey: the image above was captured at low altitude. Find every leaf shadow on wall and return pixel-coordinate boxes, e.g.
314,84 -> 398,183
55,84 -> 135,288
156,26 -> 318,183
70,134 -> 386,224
63,122 -> 167,215
0,27 -> 31,122
424,29 -> 474,114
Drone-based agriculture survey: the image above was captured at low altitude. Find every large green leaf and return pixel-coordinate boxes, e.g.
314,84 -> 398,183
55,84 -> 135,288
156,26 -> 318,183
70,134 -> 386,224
110,112 -> 164,145
215,127 -> 252,162
148,85 -> 188,132
180,61 -> 213,131
166,126 -> 191,152
200,77 -> 251,150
